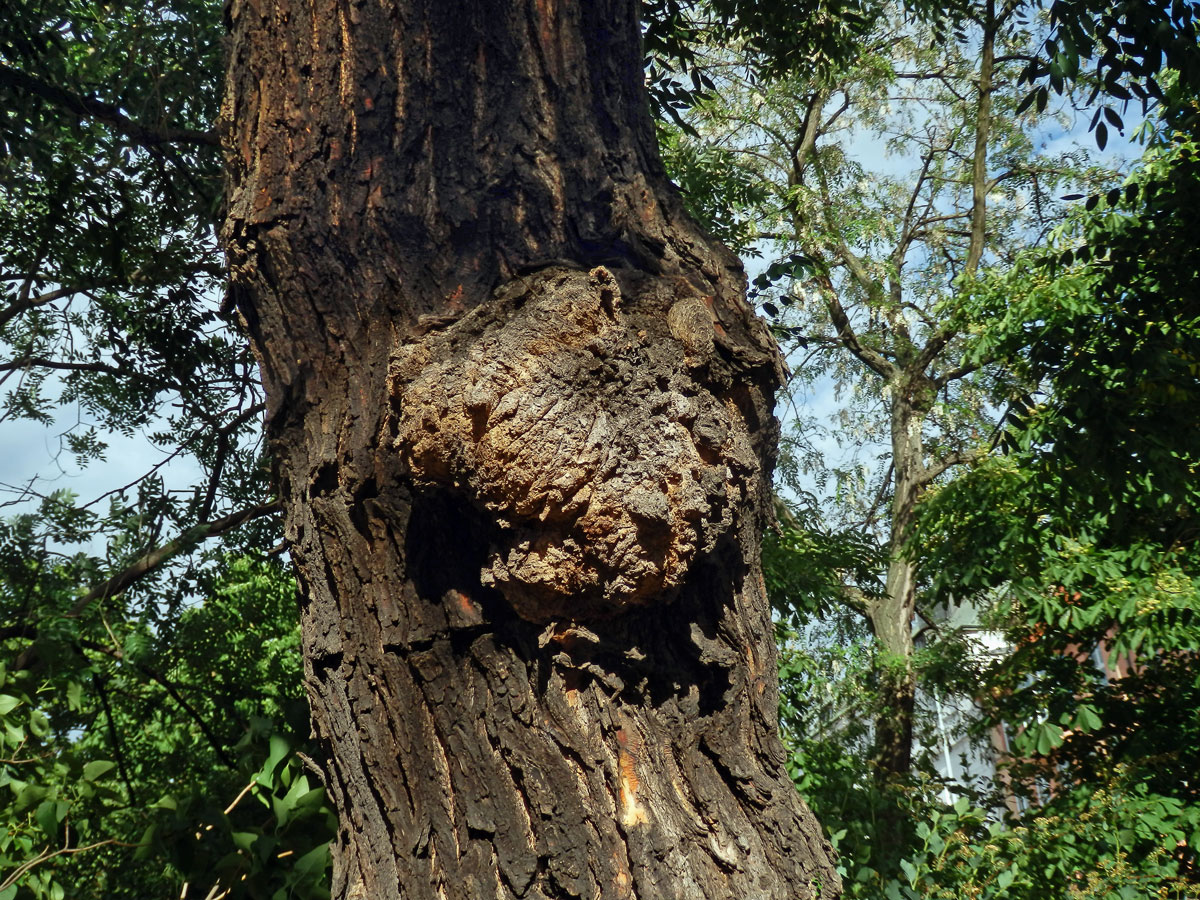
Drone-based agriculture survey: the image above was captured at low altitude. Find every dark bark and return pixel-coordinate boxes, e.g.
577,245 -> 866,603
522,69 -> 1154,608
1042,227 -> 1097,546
221,1 -> 838,897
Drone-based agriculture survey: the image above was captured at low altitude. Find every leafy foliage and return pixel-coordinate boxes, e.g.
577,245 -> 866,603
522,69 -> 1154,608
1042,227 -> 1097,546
0,554 -> 334,899
658,122 -> 769,253
642,0 -> 883,130
1020,0 -> 1200,143
910,130 -> 1200,886
876,784 -> 1199,899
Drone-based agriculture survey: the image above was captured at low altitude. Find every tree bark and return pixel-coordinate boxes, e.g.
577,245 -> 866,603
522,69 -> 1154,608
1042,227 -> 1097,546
220,2 -> 839,898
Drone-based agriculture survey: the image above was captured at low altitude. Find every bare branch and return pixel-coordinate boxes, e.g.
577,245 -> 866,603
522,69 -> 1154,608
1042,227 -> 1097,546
815,274 -> 898,380
0,354 -> 169,385
895,148 -> 937,266
838,584 -> 871,617
933,349 -> 999,387
0,839 -> 133,892
913,328 -> 956,376
196,403 -> 266,521
0,282 -> 123,331
791,88 -> 831,178
966,0 -> 997,275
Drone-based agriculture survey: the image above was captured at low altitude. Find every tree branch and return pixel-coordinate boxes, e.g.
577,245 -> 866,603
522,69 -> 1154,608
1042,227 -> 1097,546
913,328 -> 955,375
0,282 -> 122,330
195,404 -> 266,522
815,274 -> 898,379
790,88 -> 831,179
966,0 -> 997,275
92,671 -> 138,804
79,639 -> 239,769
67,500 -> 282,618
895,147 -> 937,266
0,62 -> 219,148
919,447 -> 985,486
12,501 -> 282,673
0,838 -> 130,892
838,584 -> 871,617
933,350 -> 998,388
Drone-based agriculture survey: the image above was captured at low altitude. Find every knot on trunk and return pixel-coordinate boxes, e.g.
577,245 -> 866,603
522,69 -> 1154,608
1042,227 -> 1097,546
387,266 -> 759,621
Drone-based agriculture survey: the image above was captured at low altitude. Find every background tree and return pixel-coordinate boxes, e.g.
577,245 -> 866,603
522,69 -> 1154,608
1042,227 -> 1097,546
914,124 -> 1200,893
660,0 -> 1200,891
671,0 -> 1115,821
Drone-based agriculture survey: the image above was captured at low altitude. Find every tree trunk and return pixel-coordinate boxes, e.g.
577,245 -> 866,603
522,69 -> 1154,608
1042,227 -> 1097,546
220,2 -> 839,898
868,384 -> 926,782
859,382 -> 926,859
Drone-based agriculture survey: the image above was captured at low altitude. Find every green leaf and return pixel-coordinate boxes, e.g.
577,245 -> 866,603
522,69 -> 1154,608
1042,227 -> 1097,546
82,760 -> 116,782
134,823 -> 159,861
256,734 -> 291,788
28,708 -> 50,739
14,782 -> 48,811
152,793 -> 178,811
1035,722 -> 1064,756
231,830 -> 259,852
1073,704 -> 1102,732
36,798 -> 62,837
292,841 -> 331,879
0,695 -> 21,716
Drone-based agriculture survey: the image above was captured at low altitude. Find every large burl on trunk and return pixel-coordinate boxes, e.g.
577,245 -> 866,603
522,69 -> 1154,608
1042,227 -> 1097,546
220,0 -> 839,897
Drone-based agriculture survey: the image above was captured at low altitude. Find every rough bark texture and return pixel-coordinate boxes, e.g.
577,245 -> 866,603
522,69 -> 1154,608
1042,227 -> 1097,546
220,1 -> 839,897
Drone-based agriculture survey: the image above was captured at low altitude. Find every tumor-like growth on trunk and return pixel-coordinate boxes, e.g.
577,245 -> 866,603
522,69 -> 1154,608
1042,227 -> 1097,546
387,265 -> 760,621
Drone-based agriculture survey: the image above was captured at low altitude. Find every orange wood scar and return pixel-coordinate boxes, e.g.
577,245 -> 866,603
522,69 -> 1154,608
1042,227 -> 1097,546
616,727 -> 648,826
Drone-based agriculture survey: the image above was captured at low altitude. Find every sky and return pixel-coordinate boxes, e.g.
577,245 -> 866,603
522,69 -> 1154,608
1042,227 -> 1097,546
0,410 -> 204,516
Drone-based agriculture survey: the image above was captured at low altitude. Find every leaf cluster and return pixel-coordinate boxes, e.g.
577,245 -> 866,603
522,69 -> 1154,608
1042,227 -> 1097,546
911,121 -> 1200,897
0,555 -> 334,899
873,784 -> 1199,899
1020,0 -> 1200,143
